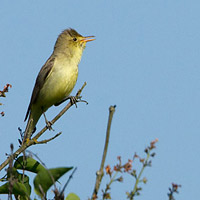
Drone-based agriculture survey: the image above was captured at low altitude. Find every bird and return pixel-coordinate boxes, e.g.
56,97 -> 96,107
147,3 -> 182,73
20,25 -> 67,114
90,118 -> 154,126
23,28 -> 95,143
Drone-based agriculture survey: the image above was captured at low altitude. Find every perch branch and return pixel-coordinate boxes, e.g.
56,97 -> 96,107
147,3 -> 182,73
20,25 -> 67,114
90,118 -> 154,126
0,82 -> 87,171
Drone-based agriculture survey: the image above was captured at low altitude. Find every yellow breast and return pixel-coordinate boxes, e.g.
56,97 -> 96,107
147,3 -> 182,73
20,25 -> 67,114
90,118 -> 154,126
37,56 -> 78,111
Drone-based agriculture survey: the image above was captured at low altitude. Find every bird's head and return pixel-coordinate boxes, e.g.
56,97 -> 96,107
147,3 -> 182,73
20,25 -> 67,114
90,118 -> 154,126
54,28 -> 95,59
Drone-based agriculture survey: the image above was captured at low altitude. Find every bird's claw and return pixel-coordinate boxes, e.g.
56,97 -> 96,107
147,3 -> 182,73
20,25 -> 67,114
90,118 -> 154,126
69,96 -> 78,108
45,120 -> 54,131
69,96 -> 88,108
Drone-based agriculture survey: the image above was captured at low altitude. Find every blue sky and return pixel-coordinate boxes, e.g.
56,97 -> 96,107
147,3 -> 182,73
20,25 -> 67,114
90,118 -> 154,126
1,0 -> 200,199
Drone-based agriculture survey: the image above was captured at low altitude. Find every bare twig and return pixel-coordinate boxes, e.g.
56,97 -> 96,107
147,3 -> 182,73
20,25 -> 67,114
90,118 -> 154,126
91,105 -> 116,199
8,144 -> 14,200
0,83 -> 87,171
36,132 -> 62,144
59,167 -> 77,197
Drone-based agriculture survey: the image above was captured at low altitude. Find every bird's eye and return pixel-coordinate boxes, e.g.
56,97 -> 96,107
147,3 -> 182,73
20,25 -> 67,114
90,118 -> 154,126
73,37 -> 77,41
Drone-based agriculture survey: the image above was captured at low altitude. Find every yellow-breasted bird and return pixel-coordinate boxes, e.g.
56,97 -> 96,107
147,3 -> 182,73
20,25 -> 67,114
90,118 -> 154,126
23,28 -> 95,143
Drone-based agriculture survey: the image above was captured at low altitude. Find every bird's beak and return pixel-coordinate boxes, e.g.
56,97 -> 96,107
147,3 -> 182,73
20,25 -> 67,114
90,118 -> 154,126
81,36 -> 95,43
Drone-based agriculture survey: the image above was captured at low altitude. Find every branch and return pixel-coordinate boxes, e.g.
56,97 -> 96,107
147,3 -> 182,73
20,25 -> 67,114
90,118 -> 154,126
34,82 -> 87,141
91,105 -> 116,199
0,82 -> 87,171
60,167 -> 77,196
36,132 -> 62,144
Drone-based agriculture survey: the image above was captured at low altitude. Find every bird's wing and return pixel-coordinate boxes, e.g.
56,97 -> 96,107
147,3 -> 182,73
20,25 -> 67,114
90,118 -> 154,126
24,56 -> 55,121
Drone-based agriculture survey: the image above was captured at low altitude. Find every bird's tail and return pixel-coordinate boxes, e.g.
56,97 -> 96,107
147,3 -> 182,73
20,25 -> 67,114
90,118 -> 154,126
23,111 -> 41,144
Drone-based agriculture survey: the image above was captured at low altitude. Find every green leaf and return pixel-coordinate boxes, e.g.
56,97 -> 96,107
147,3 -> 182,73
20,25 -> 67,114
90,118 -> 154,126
34,167 -> 73,197
16,173 -> 31,196
3,168 -> 31,196
0,182 -> 29,196
66,193 -> 80,200
14,156 -> 45,173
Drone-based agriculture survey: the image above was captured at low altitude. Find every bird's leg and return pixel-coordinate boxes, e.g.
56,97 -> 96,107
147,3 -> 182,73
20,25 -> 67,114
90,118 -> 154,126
43,112 -> 54,131
54,96 -> 88,108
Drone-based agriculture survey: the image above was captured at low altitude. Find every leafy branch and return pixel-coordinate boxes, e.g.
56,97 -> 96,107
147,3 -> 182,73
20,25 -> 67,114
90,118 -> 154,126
0,82 -> 87,172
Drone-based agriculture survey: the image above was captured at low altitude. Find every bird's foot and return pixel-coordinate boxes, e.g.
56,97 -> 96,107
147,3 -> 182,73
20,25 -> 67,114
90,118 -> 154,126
54,94 -> 88,107
69,95 -> 88,108
45,120 -> 54,131
43,112 -> 54,131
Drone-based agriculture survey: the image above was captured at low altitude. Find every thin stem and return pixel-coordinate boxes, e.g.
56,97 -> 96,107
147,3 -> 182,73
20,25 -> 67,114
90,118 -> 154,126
130,152 -> 151,200
91,105 -> 116,199
36,132 -> 62,144
103,171 -> 118,200
60,167 -> 77,197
